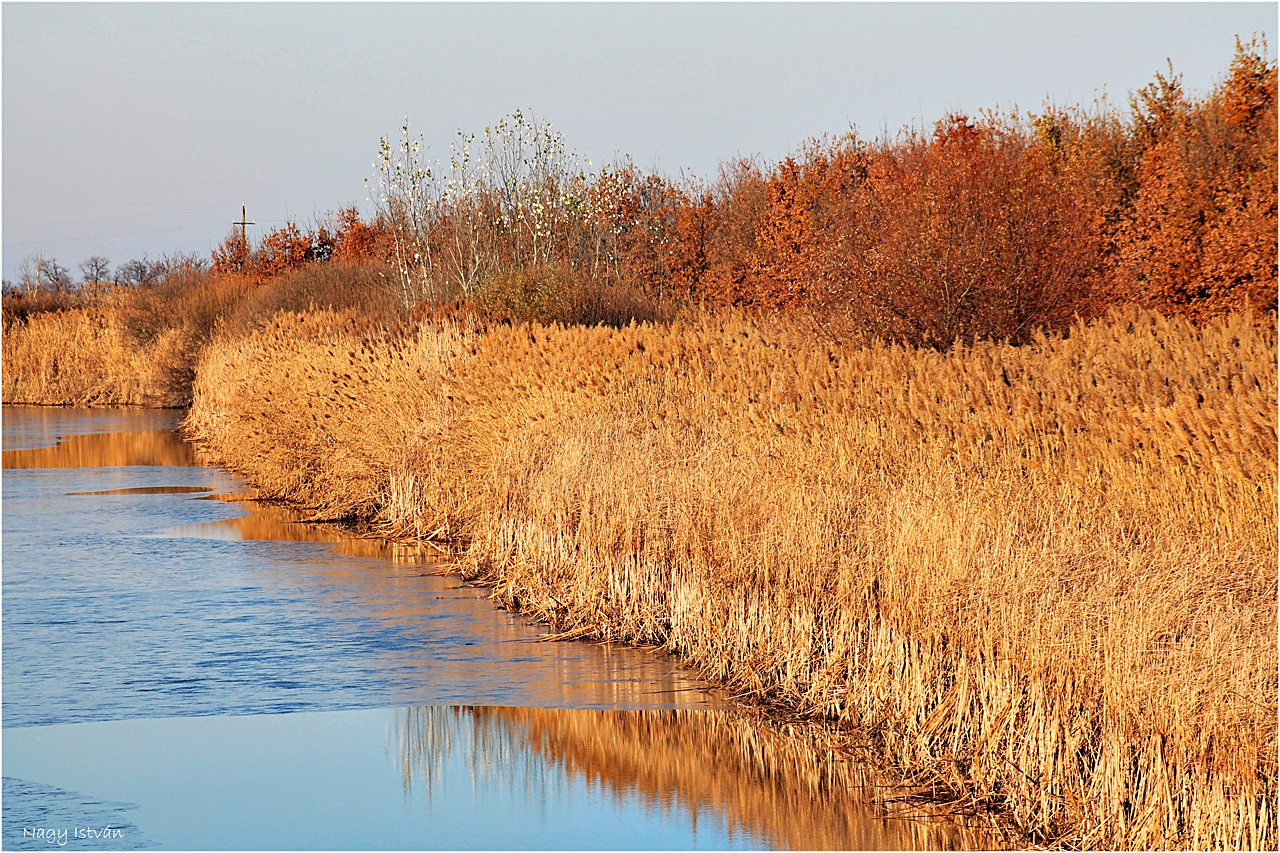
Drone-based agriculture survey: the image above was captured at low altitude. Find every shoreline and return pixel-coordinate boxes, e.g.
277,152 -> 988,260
179,307 -> 1277,850
0,403 -> 1011,846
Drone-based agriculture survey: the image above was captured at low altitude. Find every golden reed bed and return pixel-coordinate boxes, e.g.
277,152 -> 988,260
177,307 -> 1275,848
2,307 -> 192,407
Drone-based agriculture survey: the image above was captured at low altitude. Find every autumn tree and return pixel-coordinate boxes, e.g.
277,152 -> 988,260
830,114 -> 1103,346
1116,38 -> 1277,319
211,231 -> 251,277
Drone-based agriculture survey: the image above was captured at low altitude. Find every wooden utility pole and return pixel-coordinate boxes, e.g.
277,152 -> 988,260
233,206 -> 255,244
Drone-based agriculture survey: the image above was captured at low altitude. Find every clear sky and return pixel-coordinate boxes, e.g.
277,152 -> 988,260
3,2 -> 1275,283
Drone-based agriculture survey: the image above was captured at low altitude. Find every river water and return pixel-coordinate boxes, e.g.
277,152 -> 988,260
1,406 -> 982,850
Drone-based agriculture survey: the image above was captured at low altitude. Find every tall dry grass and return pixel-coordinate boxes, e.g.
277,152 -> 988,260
186,306 -> 1277,849
2,307 -> 192,407
1,260 -> 399,408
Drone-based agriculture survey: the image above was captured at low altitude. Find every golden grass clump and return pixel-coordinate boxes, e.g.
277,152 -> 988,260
187,306 -> 1278,849
186,309 -> 477,525
0,263 -> 398,410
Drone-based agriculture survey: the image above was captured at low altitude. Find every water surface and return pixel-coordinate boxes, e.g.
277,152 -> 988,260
3,705 -> 985,851
2,407 -> 717,726
1,406 -> 986,850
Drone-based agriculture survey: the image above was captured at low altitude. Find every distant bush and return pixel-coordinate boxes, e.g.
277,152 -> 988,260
220,259 -> 401,334
1113,37 -> 1278,319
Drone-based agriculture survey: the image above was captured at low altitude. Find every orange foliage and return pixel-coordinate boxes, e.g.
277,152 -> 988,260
600,164 -> 686,295
672,118 -> 1104,345
211,232 -> 250,277
1116,38 -> 1278,320
330,207 -> 393,264
662,190 -> 715,297
211,208 -> 394,284
671,40 -> 1274,337
836,115 -> 1103,345
745,140 -> 865,308
254,222 -> 319,279
695,158 -> 771,305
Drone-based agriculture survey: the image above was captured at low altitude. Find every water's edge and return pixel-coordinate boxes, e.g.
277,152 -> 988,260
1,406 -> 997,850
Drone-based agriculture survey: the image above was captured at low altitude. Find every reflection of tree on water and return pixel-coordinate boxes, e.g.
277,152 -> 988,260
395,706 -> 998,850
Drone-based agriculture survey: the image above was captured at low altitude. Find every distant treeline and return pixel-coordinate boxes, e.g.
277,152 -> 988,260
194,39 -> 1274,343
7,40 -> 1275,346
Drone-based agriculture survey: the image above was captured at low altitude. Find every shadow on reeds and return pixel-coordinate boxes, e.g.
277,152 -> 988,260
395,706 -> 1001,850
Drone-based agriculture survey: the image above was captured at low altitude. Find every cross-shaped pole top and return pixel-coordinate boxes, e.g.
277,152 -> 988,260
233,205 -> 256,244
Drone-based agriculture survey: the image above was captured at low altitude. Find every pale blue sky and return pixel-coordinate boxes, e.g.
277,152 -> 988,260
3,2 -> 1275,282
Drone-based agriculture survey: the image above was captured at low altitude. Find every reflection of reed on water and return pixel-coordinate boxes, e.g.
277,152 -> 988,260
66,485 -> 215,495
395,707 -> 547,808
2,429 -> 198,468
167,498 -> 439,564
1,405 -> 183,451
168,499 -> 724,710
395,707 -> 998,851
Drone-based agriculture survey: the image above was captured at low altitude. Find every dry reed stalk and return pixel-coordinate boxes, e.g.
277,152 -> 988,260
186,306 -> 1278,849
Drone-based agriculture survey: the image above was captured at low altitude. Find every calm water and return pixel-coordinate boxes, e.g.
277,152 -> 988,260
1,406 -> 980,850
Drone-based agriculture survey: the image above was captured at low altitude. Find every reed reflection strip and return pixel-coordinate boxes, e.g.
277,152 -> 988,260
66,486 -> 215,495
164,498 -> 446,565
1,430 -> 199,469
395,707 -> 993,851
